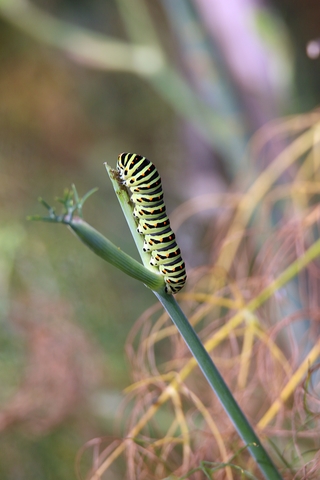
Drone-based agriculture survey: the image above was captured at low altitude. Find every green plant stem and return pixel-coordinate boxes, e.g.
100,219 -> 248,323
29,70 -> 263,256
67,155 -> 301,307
69,217 -> 164,292
105,162 -> 158,271
154,291 -> 282,480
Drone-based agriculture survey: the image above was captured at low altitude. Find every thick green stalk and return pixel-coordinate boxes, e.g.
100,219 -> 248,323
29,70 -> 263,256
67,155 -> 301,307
69,217 -> 164,292
105,162 -> 157,270
154,291 -> 282,480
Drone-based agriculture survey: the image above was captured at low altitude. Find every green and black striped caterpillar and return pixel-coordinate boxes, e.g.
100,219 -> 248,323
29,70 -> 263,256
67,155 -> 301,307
117,153 -> 187,294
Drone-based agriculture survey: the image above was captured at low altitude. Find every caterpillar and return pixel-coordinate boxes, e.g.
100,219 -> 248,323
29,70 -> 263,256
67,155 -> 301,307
117,153 -> 187,294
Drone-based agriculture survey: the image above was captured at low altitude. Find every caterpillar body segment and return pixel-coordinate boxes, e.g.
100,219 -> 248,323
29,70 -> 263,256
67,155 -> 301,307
133,203 -> 166,219
130,191 -> 164,205
137,216 -> 170,235
117,152 -> 187,294
143,230 -> 176,252
150,246 -> 182,266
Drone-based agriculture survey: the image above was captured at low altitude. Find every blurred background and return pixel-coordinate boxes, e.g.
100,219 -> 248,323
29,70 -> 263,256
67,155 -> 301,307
1,0 -> 320,478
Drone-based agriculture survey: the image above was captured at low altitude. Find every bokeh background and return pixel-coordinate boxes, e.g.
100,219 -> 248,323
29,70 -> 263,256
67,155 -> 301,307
1,0 -> 320,479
